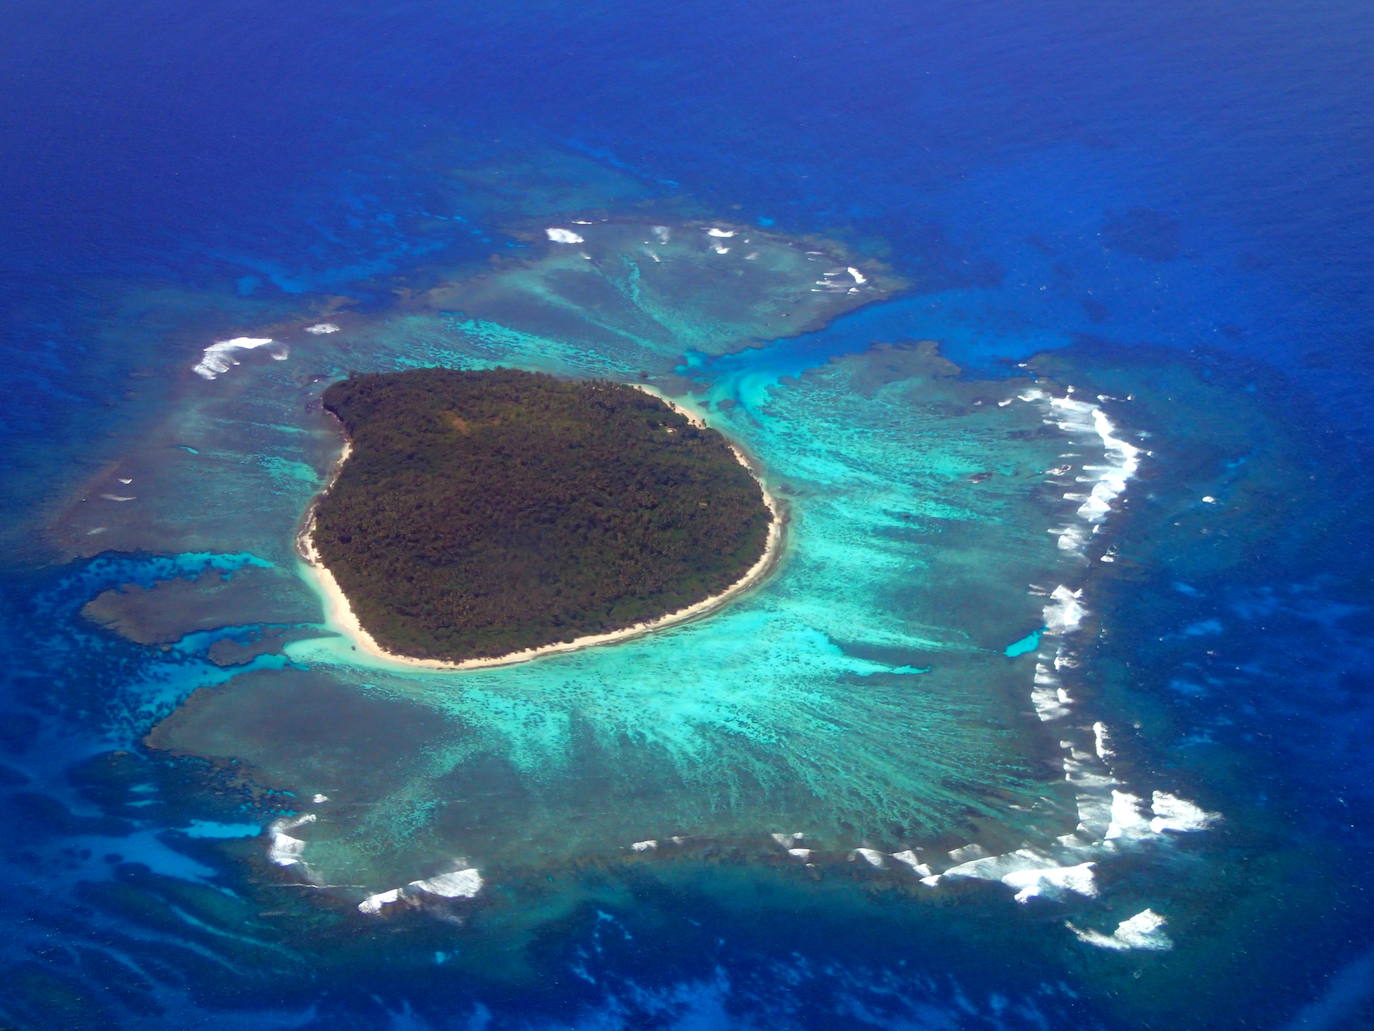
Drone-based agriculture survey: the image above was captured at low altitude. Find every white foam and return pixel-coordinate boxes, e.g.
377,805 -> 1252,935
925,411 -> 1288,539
711,243 -> 731,255
1066,763 -> 1119,841
1055,524 -> 1089,553
1092,722 -> 1113,760
409,867 -> 483,898
545,228 -> 585,244
847,266 -> 868,284
652,225 -> 671,244
706,227 -> 737,238
267,813 -> 317,867
193,337 -> 275,380
630,839 -> 658,852
1038,395 -> 1143,533
311,793 -> 329,804
1150,792 -> 1220,833
1069,908 -> 1172,951
1002,861 -> 1098,903
1044,585 -> 1085,634
268,835 -> 306,866
1031,663 -> 1069,721
947,843 -> 989,863
357,866 -> 483,915
805,385 -> 1216,919
890,850 -> 934,877
358,888 -> 403,915
305,323 -> 340,335
812,386 -> 1215,914
771,832 -> 804,848
99,493 -> 135,502
787,848 -> 814,860
942,848 -> 1098,904
1105,791 -> 1151,841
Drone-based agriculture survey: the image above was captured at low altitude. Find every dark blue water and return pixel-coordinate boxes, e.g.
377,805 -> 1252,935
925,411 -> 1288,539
3,0 -> 1372,1027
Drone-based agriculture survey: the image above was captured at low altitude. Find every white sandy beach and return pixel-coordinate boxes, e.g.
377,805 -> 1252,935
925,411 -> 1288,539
297,388 -> 785,672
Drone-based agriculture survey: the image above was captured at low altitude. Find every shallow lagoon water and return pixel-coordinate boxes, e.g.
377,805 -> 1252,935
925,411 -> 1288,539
84,224 -> 1089,888
14,211 -> 1264,1024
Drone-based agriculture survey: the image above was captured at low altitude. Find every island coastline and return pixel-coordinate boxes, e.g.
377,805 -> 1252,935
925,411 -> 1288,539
296,389 -> 785,672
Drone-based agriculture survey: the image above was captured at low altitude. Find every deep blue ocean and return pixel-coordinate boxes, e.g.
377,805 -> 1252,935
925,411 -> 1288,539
2,1 -> 1373,1028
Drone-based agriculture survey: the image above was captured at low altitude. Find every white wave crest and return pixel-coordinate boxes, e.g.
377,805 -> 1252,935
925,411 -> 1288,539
357,865 -> 483,915
410,868 -> 483,898
267,813 -> 317,867
943,847 -> 1099,904
1043,585 -> 1085,634
193,337 -> 276,380
890,849 -> 934,877
1150,791 -> 1220,833
1069,908 -> 1172,951
357,888 -> 403,915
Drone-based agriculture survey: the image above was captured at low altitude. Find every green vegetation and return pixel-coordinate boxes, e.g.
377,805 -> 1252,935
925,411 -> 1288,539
312,368 -> 772,662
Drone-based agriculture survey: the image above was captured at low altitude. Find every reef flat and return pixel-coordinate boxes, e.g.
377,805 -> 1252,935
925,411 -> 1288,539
306,367 -> 777,665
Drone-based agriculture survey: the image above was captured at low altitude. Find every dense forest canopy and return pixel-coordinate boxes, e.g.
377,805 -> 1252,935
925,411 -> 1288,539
312,368 -> 772,662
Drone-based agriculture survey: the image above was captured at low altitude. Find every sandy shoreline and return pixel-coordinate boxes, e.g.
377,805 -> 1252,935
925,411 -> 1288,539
296,389 -> 785,672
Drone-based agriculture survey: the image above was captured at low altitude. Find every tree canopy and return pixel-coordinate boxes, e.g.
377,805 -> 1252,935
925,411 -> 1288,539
311,367 -> 772,662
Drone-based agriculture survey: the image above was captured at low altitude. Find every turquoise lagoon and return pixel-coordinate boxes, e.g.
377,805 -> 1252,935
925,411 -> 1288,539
51,217 -> 1232,978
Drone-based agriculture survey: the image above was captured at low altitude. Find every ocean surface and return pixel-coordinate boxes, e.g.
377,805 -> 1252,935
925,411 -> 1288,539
2,1 -> 1372,1028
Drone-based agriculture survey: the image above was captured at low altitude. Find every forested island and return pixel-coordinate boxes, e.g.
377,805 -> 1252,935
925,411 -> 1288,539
307,367 -> 776,664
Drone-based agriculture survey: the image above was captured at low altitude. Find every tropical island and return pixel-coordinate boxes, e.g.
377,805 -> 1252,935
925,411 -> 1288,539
301,367 -> 780,667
